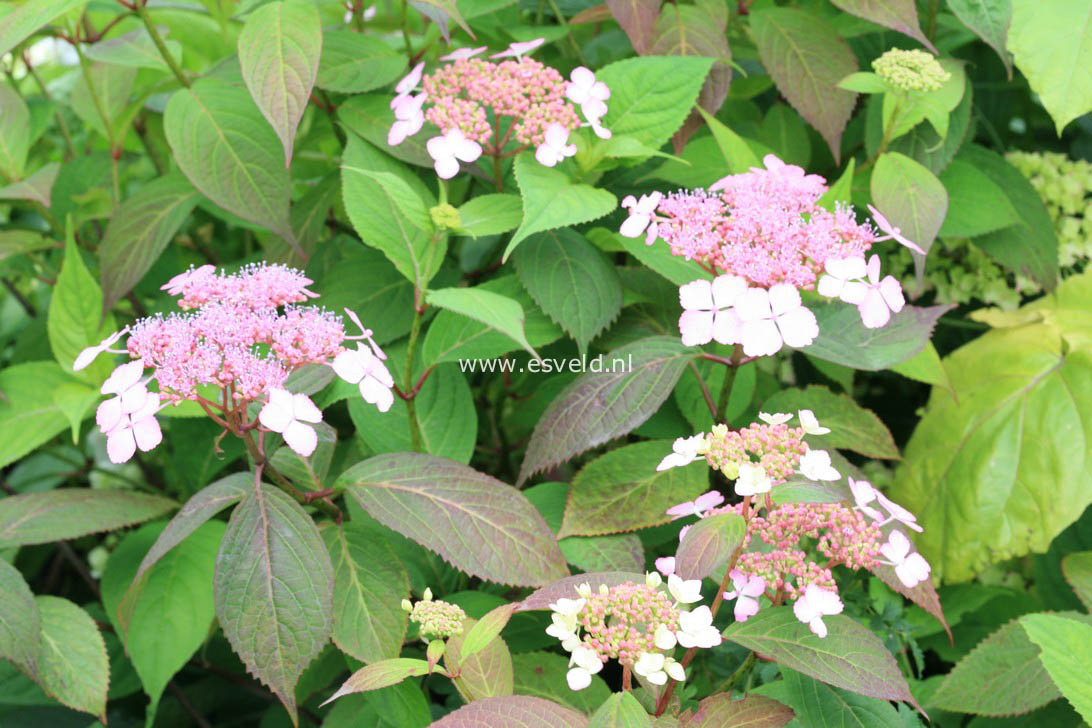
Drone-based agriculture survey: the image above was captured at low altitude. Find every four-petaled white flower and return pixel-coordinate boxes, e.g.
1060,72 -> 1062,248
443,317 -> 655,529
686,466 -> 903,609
858,255 -> 906,329
723,569 -> 765,622
102,392 -> 163,464
799,448 -> 840,481
677,275 -> 747,347
676,605 -> 722,648
734,462 -> 772,496
665,490 -> 723,519
667,574 -> 703,604
735,284 -> 819,357
388,93 -> 426,146
793,584 -> 843,638
535,124 -> 577,167
880,530 -> 932,587
439,46 -> 487,61
259,388 -> 323,457
565,67 -> 611,139
332,343 -> 395,413
656,434 -> 707,472
566,645 -> 603,690
490,38 -> 545,59
798,409 -> 830,435
426,128 -> 483,179
758,411 -> 792,426
868,204 -> 926,254
619,191 -> 662,243
848,477 -> 884,521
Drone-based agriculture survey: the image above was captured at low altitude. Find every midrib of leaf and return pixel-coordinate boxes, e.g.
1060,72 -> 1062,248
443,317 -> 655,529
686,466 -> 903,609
332,526 -> 385,654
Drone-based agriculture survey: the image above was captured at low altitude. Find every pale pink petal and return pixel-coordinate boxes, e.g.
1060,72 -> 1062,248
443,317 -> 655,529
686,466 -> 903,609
678,279 -> 714,311
395,62 -> 424,95
453,135 -> 483,162
106,426 -> 137,464
366,356 -> 395,388
880,530 -> 911,562
360,376 -> 394,412
535,144 -> 561,167
711,308 -> 744,345
434,155 -> 460,179
767,283 -> 802,317
743,575 -> 766,598
711,275 -> 747,308
619,213 -> 650,238
96,397 -> 123,433
119,383 -> 149,414
655,556 -> 676,576
132,415 -> 162,452
840,280 -> 869,305
283,421 -> 318,457
825,256 -> 867,280
858,288 -> 891,329
810,617 -> 828,638
879,276 -> 905,313
679,310 -> 715,346
734,288 -> 773,322
259,394 -> 294,433
332,349 -> 367,384
816,275 -> 844,299
692,490 -> 725,512
292,393 -> 323,424
866,254 -> 882,284
735,596 -> 760,621
775,306 -> 819,348
621,194 -> 637,209
102,361 -> 144,395
741,319 -> 782,357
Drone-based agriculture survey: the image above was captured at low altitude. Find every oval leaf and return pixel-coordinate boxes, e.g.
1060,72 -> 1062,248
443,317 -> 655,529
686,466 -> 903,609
430,695 -> 588,727
33,596 -> 109,722
322,657 -> 431,705
0,558 -> 39,675
0,489 -> 176,548
675,512 -> 745,581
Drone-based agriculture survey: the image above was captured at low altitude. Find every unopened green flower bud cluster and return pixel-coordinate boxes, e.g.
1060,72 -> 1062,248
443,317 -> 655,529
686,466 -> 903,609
872,49 -> 950,93
1007,151 -> 1092,268
402,588 -> 466,639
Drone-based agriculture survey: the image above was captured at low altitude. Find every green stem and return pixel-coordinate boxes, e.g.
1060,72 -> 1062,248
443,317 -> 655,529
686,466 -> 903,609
136,3 -> 190,88
243,429 -> 342,520
404,299 -> 426,452
713,652 -> 756,695
715,344 -> 743,420
400,0 -> 414,62
544,0 -> 585,64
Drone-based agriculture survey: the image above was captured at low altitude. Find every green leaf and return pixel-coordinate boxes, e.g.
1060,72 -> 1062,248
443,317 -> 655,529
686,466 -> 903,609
341,135 -> 444,288
817,158 -> 855,212
165,77 -> 294,246
750,7 -> 858,160
611,227 -> 709,287
675,512 -> 745,580
724,607 -> 914,705
69,62 -> 136,141
322,521 -> 409,664
759,103 -> 811,168
830,0 -> 935,52
513,228 -> 623,355
1,0 -> 84,56
883,82 -> 974,175
339,94 -> 435,169
426,286 -> 540,360
1062,552 -> 1092,611
48,228 -> 115,383
98,173 -> 198,312
83,27 -> 184,70
930,616 -> 1075,717
588,691 -> 650,727
0,558 -> 39,676
504,152 -> 617,260
215,483 -> 334,723
338,453 -> 569,586
518,337 -> 696,484
890,271 -> 1092,581
420,275 -> 563,366
680,693 -> 795,727
1008,0 -> 1092,134
33,596 -> 108,722
445,615 -> 514,701
317,30 -> 403,94
459,603 -> 518,664
948,0 -> 1013,77
238,0 -> 321,164
559,534 -> 645,573
1020,614 -> 1092,723
597,55 -> 714,150
776,668 -> 901,728
455,194 -> 523,237
101,521 -> 223,721
871,152 -> 948,281
0,85 -> 30,180
604,0 -> 659,54
323,658 -> 431,703
803,302 -> 949,371
958,144 -> 1059,289
511,651 -> 611,714
888,342 -> 952,393
697,106 -> 762,174
837,71 -> 888,94
0,489 -> 176,548
937,158 -> 1021,238
431,696 -> 588,727
0,163 -> 59,207
759,386 -> 899,459
0,363 -> 84,468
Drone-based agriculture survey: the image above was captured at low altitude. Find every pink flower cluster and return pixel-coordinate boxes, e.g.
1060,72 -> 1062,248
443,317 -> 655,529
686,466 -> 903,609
621,156 -> 925,352
388,40 -> 610,178
75,263 -> 394,464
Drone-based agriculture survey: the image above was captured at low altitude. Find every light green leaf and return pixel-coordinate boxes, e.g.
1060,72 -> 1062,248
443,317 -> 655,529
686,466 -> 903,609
455,194 -> 523,238
324,658 -> 431,703
1008,0 -> 1092,134
341,135 -> 444,288
750,7 -> 858,160
890,271 -> 1092,581
0,558 -> 39,676
1062,552 -> 1092,611
0,363 -> 83,469
238,0 -> 322,165
518,337 -> 696,484
760,385 -> 899,459
0,0 -> 86,59
511,651 -> 611,714
99,173 -> 198,312
888,341 -> 952,393
817,158 -> 855,212
0,163 -> 59,207
164,77 -> 295,245
588,691 -> 650,727
559,534 -> 645,573
51,380 -> 99,443
838,71 -> 888,94
697,106 -> 763,174
215,483 -> 334,723
322,521 -> 409,664
0,489 -> 176,548
33,596 -> 108,722
1020,614 -> 1092,723
596,56 -> 713,150
759,103 -> 811,168
69,62 -> 136,141
445,615 -> 514,702
871,152 -> 948,280
458,603 -> 518,664
426,286 -> 540,360
101,521 -> 223,722
676,512 -> 745,580
948,0 -> 1013,77
560,440 -> 708,537
83,27 -> 183,70
0,86 -> 30,180
504,152 -> 616,260
512,228 -> 623,355
48,227 -> 115,383
338,453 -> 569,587
938,158 -> 1021,238
339,94 -> 435,169
317,30 -> 403,94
